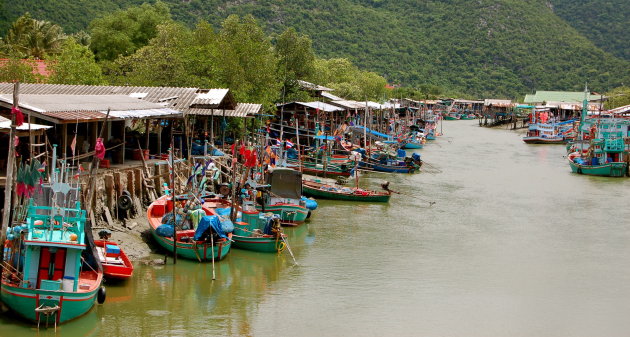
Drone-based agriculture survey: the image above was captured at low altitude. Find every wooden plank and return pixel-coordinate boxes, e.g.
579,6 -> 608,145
126,170 -> 134,197
104,174 -> 114,210
133,196 -> 143,217
134,169 -> 142,201
103,207 -> 115,229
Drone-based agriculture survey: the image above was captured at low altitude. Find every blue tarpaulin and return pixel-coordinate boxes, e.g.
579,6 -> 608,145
194,215 -> 234,241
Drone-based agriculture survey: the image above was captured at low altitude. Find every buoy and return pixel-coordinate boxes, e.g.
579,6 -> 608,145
69,233 -> 78,241
34,220 -> 43,226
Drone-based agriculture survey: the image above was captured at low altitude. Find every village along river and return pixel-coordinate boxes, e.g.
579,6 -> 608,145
2,120 -> 630,336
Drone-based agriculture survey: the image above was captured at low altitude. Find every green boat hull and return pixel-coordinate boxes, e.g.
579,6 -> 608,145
568,160 -> 628,177
443,116 -> 458,120
1,283 -> 98,324
303,186 -> 391,202
150,230 -> 231,261
255,204 -> 309,226
232,235 -> 282,253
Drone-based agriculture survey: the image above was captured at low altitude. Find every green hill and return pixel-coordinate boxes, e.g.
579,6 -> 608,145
1,0 -> 628,97
550,0 -> 630,61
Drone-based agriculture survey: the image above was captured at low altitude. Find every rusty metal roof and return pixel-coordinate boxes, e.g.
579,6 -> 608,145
484,99 -> 513,107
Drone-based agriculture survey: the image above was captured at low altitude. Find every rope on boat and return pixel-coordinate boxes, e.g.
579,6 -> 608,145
35,304 -> 60,331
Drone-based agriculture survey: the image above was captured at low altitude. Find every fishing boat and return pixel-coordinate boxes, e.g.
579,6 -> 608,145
93,239 -> 133,280
523,109 -> 575,144
302,179 -> 391,202
359,151 -> 422,174
287,158 -> 352,178
566,93 -> 629,177
255,167 -> 310,226
232,203 -> 287,253
147,195 -> 233,262
1,148 -> 105,327
400,130 -> 426,149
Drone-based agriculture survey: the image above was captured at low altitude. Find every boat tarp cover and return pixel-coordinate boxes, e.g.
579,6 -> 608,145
350,126 -> 391,139
267,168 -> 302,199
194,215 -> 234,241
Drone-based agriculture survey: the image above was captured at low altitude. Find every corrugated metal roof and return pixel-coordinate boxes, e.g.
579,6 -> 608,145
524,91 -> 592,104
296,101 -> 344,112
609,104 -> 630,114
484,99 -> 513,107
330,100 -> 364,109
190,89 -> 231,108
0,120 -> 53,131
297,80 -> 334,92
0,94 -> 182,123
0,83 -> 237,113
321,92 -> 344,101
187,103 -> 261,118
0,94 -> 165,112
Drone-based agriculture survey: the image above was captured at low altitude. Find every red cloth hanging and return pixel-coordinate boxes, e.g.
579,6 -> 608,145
11,107 -> 24,126
95,138 -> 106,160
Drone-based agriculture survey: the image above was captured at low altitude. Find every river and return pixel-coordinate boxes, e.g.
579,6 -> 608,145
2,120 -> 629,336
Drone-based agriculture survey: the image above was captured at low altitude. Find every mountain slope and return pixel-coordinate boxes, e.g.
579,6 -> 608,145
1,0 -> 628,97
550,0 -> 629,61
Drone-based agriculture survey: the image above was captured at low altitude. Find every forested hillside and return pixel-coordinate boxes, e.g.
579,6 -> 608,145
550,0 -> 629,61
1,0 -> 628,97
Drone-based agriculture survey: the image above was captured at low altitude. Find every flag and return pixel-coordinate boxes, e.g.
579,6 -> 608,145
285,140 -> 294,148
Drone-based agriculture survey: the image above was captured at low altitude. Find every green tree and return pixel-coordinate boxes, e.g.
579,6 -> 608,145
4,13 -> 66,59
275,27 -> 316,101
605,86 -> 630,109
48,38 -> 105,85
216,15 -> 280,110
0,57 -> 39,83
89,2 -> 171,61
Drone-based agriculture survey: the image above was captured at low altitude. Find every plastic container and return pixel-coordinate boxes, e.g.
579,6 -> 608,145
132,149 -> 150,160
62,276 -> 75,292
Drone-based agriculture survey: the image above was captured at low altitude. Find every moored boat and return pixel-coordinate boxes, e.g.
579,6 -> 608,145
255,167 -> 310,226
93,239 -> 133,280
1,148 -> 105,327
302,179 -> 391,202
147,195 -> 233,262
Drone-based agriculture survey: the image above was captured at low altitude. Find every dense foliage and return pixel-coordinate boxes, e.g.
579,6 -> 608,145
550,0 -> 629,61
1,0 -> 628,98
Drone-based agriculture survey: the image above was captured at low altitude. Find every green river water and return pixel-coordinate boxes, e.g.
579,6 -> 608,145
2,120 -> 630,336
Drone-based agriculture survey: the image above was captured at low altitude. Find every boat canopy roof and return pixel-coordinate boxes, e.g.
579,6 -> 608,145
267,168 -> 302,199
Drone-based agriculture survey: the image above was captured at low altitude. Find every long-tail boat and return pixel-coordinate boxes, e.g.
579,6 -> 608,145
147,195 -> 233,261
302,179 -> 391,202
1,148 -> 105,327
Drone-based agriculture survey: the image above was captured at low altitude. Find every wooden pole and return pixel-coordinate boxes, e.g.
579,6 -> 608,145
170,136 -> 177,264
1,82 -> 19,273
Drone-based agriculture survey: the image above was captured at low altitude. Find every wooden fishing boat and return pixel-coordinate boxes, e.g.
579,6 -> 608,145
255,167 -> 310,226
287,159 -> 352,178
568,155 -> 628,177
523,109 -> 575,144
302,179 -> 391,202
233,205 -> 287,253
1,148 -> 104,326
147,195 -> 232,262
93,240 -> 133,280
565,97 -> 629,177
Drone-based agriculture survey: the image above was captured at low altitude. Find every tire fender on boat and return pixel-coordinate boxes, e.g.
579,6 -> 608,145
97,286 -> 106,304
